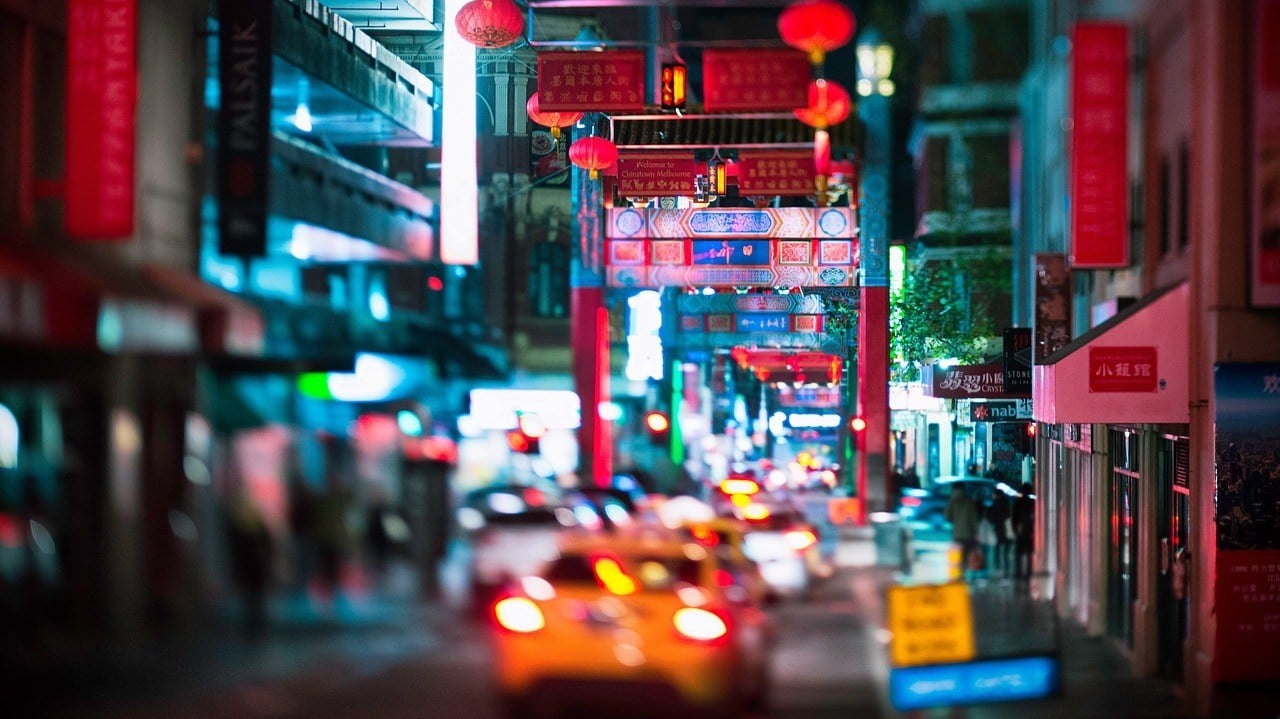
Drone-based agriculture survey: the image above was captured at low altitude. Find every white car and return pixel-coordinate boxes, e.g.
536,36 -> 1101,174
458,485 -> 582,615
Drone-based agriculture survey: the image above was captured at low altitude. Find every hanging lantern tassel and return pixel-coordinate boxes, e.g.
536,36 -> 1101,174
569,136 -> 618,180
814,127 -> 834,184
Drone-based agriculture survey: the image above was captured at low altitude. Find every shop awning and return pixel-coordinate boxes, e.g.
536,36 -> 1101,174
1033,282 -> 1189,425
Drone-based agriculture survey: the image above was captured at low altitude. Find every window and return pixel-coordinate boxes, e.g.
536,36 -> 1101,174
1158,156 -> 1171,256
1177,140 -> 1189,251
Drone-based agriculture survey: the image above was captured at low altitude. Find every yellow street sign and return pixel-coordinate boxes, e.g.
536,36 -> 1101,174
886,582 -> 975,667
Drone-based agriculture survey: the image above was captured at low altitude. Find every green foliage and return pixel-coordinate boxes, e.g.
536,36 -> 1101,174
822,296 -> 858,342
890,245 -> 1012,383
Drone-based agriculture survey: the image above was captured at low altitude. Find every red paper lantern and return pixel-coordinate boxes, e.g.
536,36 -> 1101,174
794,79 -> 852,130
454,0 -> 524,49
526,93 -> 583,141
569,136 -> 618,180
777,0 -> 856,67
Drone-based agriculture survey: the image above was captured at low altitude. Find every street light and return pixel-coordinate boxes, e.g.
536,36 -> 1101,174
856,34 -> 895,97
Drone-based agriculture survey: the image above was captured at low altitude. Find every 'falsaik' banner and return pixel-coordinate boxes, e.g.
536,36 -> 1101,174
218,0 -> 274,257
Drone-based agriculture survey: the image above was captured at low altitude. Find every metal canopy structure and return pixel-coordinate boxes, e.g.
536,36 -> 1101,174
318,0 -> 438,31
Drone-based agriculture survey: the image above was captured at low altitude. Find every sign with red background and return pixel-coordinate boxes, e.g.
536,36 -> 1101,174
1069,23 -> 1129,268
65,0 -> 136,239
738,152 -> 817,196
617,153 -> 697,197
701,48 -> 810,112
1087,346 -> 1157,392
536,51 -> 645,112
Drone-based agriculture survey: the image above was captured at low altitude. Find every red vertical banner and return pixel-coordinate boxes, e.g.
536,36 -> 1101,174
1252,0 -> 1280,306
65,0 -> 137,239
1068,23 -> 1128,268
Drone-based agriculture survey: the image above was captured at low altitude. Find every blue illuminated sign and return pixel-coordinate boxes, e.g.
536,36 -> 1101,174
735,313 -> 790,332
888,656 -> 1059,711
690,240 -> 772,265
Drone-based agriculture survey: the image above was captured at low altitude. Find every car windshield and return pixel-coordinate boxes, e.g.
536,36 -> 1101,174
544,553 -> 701,591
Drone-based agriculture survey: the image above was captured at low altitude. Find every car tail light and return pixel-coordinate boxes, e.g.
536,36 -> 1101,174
673,607 -> 728,642
494,596 -> 545,633
720,478 -> 760,495
784,529 -> 817,551
592,556 -> 637,595
901,496 -> 922,507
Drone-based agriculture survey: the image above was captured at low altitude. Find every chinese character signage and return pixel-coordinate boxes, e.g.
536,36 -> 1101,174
701,49 -> 809,112
928,360 -> 1030,400
1213,363 -> 1280,681
65,0 -> 137,240
1069,23 -> 1129,268
217,0 -> 274,257
1033,253 -> 1072,363
691,240 -> 772,265
617,153 -> 696,197
1087,346 -> 1157,392
536,51 -> 645,112
1251,1 -> 1280,306
738,152 -> 817,197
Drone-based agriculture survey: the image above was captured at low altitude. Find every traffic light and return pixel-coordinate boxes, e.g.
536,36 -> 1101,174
507,412 -> 545,454
660,62 -> 687,110
644,410 -> 671,445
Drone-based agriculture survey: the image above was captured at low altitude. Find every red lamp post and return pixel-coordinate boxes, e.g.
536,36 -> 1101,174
777,0 -> 856,68
568,136 -> 618,180
526,93 -> 583,142
454,0 -> 524,49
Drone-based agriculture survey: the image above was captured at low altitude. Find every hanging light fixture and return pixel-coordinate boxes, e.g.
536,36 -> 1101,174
794,79 -> 851,203
526,93 -> 583,142
569,136 -> 618,180
454,0 -> 524,49
777,0 -> 856,69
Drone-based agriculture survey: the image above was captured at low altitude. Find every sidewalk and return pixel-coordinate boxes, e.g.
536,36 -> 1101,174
838,524 -> 1277,719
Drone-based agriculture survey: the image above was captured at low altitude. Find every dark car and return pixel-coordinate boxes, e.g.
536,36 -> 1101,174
898,475 -> 1019,529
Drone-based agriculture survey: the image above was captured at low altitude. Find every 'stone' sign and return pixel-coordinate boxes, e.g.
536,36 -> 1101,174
1087,346 -> 1157,392
1069,23 -> 1129,268
738,152 -> 818,197
701,49 -> 810,112
1003,327 -> 1032,394
536,51 -> 645,113
617,153 -> 697,197
887,582 -> 975,668
65,0 -> 137,239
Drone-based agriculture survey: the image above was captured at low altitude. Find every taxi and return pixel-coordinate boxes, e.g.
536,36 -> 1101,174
488,528 -> 773,718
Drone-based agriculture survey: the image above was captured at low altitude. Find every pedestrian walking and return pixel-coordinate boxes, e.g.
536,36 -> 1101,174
1012,481 -> 1036,592
944,484 -> 981,581
987,490 -> 1013,577
225,483 -> 274,643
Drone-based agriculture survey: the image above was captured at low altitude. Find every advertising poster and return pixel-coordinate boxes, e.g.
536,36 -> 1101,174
1252,0 -> 1280,306
1213,363 -> 1280,681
